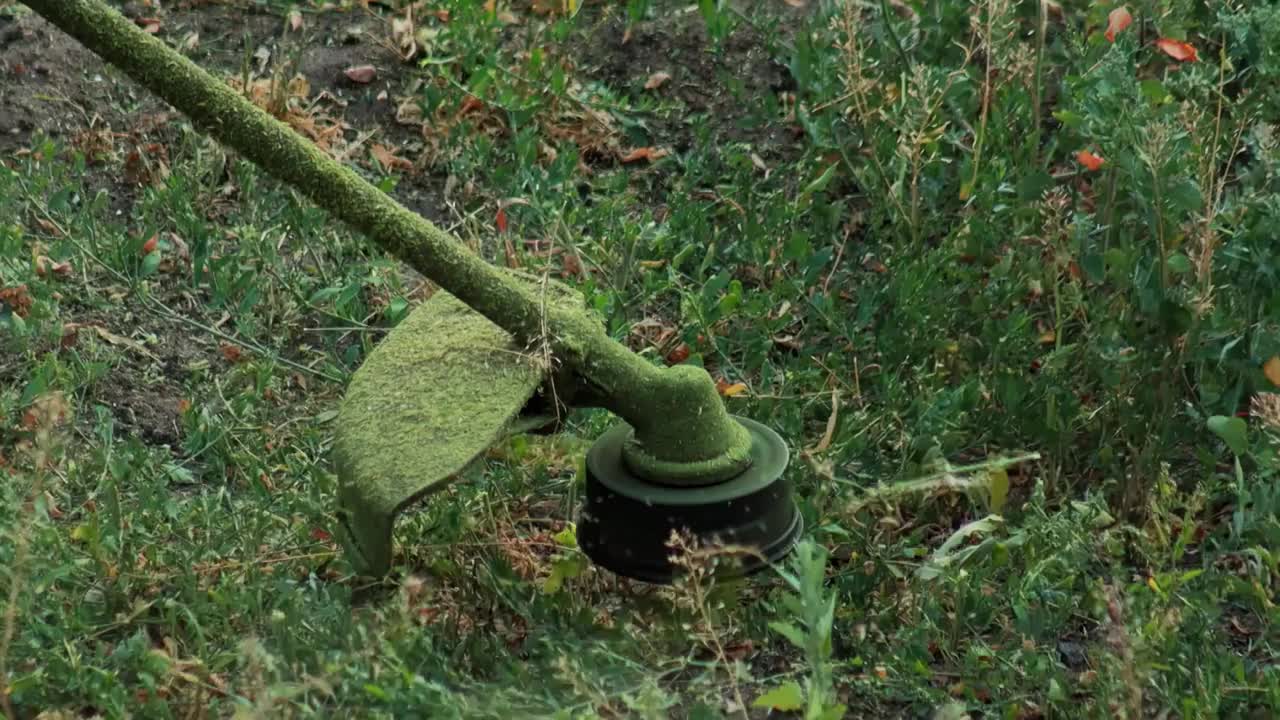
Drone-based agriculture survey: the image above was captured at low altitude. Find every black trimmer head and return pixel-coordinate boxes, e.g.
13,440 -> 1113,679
578,416 -> 802,583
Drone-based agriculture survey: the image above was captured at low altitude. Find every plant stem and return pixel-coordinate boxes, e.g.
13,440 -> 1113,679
1150,167 -> 1169,296
878,0 -> 912,70
967,0 -> 995,201
1030,0 -> 1048,166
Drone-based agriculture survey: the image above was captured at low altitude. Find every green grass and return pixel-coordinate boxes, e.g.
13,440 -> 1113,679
2,0 -> 1279,717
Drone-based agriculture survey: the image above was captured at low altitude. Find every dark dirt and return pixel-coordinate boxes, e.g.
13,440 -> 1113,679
60,302 -> 210,448
92,355 -> 188,447
577,6 -> 807,163
0,10 -> 166,156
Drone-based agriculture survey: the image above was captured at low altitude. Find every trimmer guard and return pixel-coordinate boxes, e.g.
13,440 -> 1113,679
334,276 -> 578,575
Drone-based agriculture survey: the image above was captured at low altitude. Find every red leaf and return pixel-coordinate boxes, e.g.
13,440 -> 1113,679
665,343 -> 691,365
0,285 -> 32,317
60,323 -> 82,349
1156,38 -> 1198,62
141,234 -> 159,255
344,64 -> 377,84
496,206 -> 508,233
310,527 -> 332,542
1105,7 -> 1132,42
620,147 -> 670,164
219,343 -> 244,363
1076,149 -> 1105,172
135,17 -> 162,33
560,252 -> 583,279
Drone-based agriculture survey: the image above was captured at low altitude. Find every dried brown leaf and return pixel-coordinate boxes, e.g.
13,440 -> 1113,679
643,71 -> 671,90
344,65 -> 377,84
371,143 -> 413,171
810,388 -> 839,454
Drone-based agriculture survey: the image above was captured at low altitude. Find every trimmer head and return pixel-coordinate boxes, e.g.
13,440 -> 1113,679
578,416 -> 802,584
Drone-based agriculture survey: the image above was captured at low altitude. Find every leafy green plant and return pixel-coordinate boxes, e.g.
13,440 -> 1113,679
760,541 -> 845,720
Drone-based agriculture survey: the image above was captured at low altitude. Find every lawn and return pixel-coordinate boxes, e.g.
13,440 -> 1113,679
1,0 -> 1278,718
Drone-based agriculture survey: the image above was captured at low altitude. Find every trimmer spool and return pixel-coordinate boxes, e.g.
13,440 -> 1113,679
578,416 -> 801,583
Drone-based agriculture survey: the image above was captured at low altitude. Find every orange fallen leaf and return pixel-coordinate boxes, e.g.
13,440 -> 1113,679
1076,149 -> 1105,172
370,143 -> 413,171
644,72 -> 671,90
560,253 -> 583,278
141,234 -> 159,255
620,147 -> 669,164
35,218 -> 62,237
344,65 -> 377,84
135,17 -> 161,33
1105,7 -> 1132,42
864,257 -> 889,274
495,206 -> 508,233
34,256 -> 73,278
716,380 -> 748,397
1264,356 -> 1280,387
1156,38 -> 1198,62
219,343 -> 244,363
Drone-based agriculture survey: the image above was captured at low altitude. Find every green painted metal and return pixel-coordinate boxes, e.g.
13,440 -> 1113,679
335,279 -> 570,575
